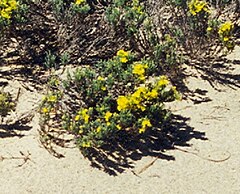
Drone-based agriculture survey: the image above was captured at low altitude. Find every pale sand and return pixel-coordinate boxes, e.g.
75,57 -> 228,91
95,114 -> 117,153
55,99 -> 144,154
0,46 -> 239,194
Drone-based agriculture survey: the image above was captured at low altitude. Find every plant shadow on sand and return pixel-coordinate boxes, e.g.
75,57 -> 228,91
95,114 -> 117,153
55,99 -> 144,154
83,114 -> 207,176
194,58 -> 240,89
171,54 -> 240,105
0,123 -> 32,138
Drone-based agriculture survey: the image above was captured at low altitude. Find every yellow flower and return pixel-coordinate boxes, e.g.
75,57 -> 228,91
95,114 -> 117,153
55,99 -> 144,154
131,88 -> 144,103
142,118 -> 152,128
75,115 -> 81,121
117,50 -> 129,63
79,108 -> 90,123
139,118 -> 152,133
75,0 -> 85,5
157,76 -> 169,87
79,126 -> 84,134
117,49 -> 129,57
96,126 -> 101,133
218,21 -> 233,35
48,95 -> 57,102
223,37 -> 229,42
101,86 -> 107,91
104,111 -> 112,122
41,107 -> 49,114
132,87 -> 147,99
139,127 -> 145,134
116,124 -> 121,130
9,0 -> 18,10
137,104 -> 146,111
106,122 -> 111,126
146,89 -> 158,99
1,9 -> 11,19
97,76 -> 105,81
130,87 -> 148,111
132,63 -> 148,79
120,57 -> 128,63
82,141 -> 91,148
117,96 -> 129,111
83,114 -> 89,123
188,0 -> 209,16
207,27 -> 212,32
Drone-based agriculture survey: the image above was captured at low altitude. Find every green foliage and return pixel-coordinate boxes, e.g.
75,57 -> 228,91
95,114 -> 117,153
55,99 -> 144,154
44,51 -> 70,70
0,90 -> 15,119
106,0 -> 147,35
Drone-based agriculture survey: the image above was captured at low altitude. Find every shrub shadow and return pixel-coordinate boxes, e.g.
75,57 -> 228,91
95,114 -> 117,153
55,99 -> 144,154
85,114 -> 206,176
0,123 -> 32,138
191,57 -> 240,90
0,64 -> 47,91
170,55 -> 240,107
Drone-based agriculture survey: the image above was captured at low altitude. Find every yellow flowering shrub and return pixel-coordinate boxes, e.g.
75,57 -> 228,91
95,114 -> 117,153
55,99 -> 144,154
39,50 -> 180,154
188,0 -> 209,16
218,21 -> 234,43
0,0 -> 18,20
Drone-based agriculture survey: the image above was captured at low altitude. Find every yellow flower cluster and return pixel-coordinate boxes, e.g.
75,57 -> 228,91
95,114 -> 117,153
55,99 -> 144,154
97,76 -> 107,91
0,0 -> 18,19
139,118 -> 152,133
156,75 -> 169,87
117,76 -> 170,112
104,111 -> 112,126
132,63 -> 148,81
117,96 -> 130,111
218,21 -> 234,42
41,107 -> 49,114
42,94 -> 58,103
104,111 -> 112,122
75,108 -> 91,123
117,49 -> 129,63
41,94 -> 59,115
75,0 -> 85,5
188,0 -> 209,16
82,141 -> 91,148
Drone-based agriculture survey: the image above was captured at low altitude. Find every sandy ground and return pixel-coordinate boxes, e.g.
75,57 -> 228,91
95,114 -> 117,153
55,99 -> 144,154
0,46 -> 240,194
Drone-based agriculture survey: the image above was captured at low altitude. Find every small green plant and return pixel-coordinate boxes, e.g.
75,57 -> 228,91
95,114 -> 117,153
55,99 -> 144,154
0,90 -> 15,122
44,51 -> 70,70
218,20 -> 235,49
44,51 -> 57,69
39,50 -> 180,154
106,0 -> 146,35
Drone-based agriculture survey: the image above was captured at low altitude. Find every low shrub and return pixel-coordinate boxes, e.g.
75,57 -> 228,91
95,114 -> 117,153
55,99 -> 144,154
0,90 -> 15,122
39,50 -> 180,155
